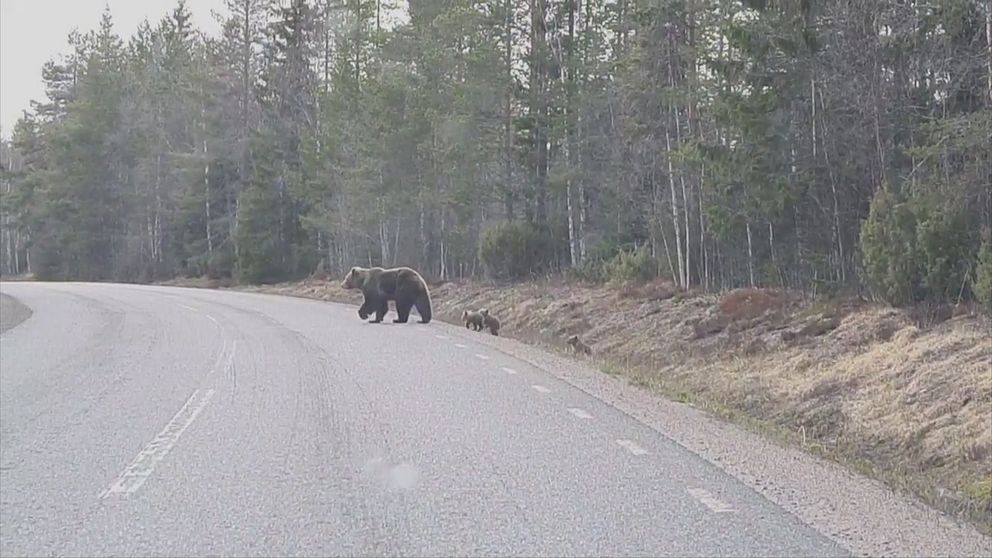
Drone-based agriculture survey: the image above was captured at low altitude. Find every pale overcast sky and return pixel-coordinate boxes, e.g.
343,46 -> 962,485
0,0 -> 227,138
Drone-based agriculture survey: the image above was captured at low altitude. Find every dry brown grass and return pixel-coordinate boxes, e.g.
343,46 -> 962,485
177,274 -> 992,532
159,276 -> 234,289
0,273 -> 37,282
718,287 -> 797,319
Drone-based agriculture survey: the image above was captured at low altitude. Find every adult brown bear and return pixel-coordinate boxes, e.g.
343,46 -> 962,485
341,266 -> 433,324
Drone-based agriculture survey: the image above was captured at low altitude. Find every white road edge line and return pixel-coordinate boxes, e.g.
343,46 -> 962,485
474,354 -> 489,360
616,439 -> 649,456
100,389 -> 216,498
687,487 -> 737,513
502,367 -> 518,375
531,384 -> 551,394
568,407 -> 593,419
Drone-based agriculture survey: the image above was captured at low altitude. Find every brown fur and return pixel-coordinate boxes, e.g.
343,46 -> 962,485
480,308 -> 501,336
567,334 -> 592,355
341,266 -> 432,324
462,310 -> 484,331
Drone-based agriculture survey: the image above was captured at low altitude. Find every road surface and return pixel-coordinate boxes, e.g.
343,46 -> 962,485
0,282 -> 983,557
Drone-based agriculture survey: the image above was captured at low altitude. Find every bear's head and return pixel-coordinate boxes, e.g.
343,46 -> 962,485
341,266 -> 367,289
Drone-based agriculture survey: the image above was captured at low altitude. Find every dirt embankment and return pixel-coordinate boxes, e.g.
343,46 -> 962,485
166,275 -> 992,531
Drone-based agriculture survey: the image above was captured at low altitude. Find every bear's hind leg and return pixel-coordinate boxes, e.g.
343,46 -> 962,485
394,299 -> 412,323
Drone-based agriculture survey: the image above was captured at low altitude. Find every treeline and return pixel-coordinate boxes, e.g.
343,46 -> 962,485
1,0 -> 990,313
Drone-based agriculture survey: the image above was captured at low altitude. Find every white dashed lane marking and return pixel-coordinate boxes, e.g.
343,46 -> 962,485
474,354 -> 489,361
531,384 -> 551,394
502,367 -> 518,375
567,407 -> 593,419
687,487 -> 736,513
616,439 -> 649,456
454,343 -> 468,348
101,389 -> 215,497
179,303 -> 199,313
434,334 -> 449,340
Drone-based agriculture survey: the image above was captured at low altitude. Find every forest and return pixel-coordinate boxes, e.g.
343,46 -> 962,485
1,0 -> 990,314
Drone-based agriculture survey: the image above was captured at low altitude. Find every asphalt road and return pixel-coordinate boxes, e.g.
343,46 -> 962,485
0,282 -> 908,556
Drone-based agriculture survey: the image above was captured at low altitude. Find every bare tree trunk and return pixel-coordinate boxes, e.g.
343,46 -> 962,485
562,0 -> 579,267
811,78 -> 817,161
503,0 -> 514,221
327,233 -> 344,273
439,210 -> 447,280
419,199 -> 428,269
987,3 -> 991,106
392,217 -> 401,267
746,221 -> 755,287
578,179 -> 587,262
4,229 -> 12,275
664,16 -> 688,288
323,1 -> 332,90
353,0 -> 362,87
674,108 -> 691,286
146,212 -> 154,264
685,0 -> 701,287
343,234 -> 352,270
316,230 -> 324,272
529,0 -> 548,222
816,86 -> 846,282
659,220 -> 676,283
2,175 -> 11,274
203,128 -> 212,256
768,221 -> 778,286
873,73 -> 886,187
577,0 -> 590,263
699,162 -> 708,290
13,232 -> 20,275
378,207 -> 389,265
154,152 -> 163,265
665,129 -> 685,288
237,0 -> 252,256
566,180 -> 578,266
616,0 -> 627,56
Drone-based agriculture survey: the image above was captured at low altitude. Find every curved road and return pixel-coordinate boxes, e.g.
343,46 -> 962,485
0,283 -> 981,557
